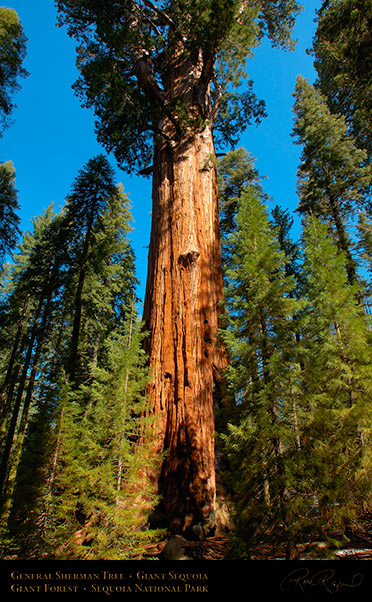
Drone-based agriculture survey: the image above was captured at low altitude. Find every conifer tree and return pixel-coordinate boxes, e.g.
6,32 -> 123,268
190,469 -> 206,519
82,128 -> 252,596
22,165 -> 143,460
217,147 -> 268,238
1,161 -> 154,558
270,205 -> 301,284
356,211 -> 372,308
0,205 -> 67,516
77,183 -> 138,371
0,161 -> 20,265
61,155 -> 122,385
298,215 -> 372,542
0,7 -> 28,136
312,0 -> 372,160
219,187 -> 302,558
292,75 -> 372,287
47,313 -> 159,559
219,183 -> 372,558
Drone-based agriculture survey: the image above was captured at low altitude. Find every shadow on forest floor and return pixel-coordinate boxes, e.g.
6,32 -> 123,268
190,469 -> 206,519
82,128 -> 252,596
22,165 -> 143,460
135,513 -> 372,560
2,515 -> 372,560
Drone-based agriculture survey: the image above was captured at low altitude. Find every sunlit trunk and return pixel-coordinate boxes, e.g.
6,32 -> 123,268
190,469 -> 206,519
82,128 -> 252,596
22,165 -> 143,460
142,114 -> 227,532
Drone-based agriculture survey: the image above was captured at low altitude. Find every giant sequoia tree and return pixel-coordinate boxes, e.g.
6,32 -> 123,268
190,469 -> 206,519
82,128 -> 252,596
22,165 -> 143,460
56,0 -> 301,532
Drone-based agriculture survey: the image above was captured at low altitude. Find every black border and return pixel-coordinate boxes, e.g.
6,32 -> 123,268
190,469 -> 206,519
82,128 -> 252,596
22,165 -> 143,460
2,559 -> 371,599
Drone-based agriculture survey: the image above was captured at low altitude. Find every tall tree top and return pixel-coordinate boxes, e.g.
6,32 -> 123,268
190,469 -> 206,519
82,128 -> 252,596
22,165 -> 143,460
292,75 -> 372,218
0,160 -> 20,262
217,146 -> 268,237
312,0 -> 372,158
64,154 -> 119,226
56,0 -> 302,172
0,7 -> 28,136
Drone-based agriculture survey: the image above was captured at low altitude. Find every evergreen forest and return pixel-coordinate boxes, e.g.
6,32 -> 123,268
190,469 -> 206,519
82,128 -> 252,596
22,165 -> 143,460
1,0 -> 372,562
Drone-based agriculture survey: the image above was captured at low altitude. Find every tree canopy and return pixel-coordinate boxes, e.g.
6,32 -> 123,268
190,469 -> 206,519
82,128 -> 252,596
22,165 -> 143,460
0,161 -> 20,264
312,1 -> 372,158
0,7 -> 28,136
292,74 -> 372,285
56,0 -> 302,172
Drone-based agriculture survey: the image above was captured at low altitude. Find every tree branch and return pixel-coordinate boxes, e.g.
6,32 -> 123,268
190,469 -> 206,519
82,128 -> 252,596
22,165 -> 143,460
141,0 -> 177,30
208,69 -> 222,123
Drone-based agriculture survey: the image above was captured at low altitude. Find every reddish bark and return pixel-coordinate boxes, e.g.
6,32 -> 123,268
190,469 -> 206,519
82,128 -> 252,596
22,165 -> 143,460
142,118 -> 227,532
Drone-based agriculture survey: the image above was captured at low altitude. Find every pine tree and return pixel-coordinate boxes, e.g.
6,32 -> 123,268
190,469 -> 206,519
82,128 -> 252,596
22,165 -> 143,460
217,147 -> 268,238
292,75 -> 372,287
270,205 -> 301,285
219,183 -> 372,559
297,215 -> 372,546
79,184 -> 138,367
47,313 -> 160,559
0,7 -> 28,136
0,161 -> 20,266
0,205 -> 67,519
61,155 -> 121,385
356,211 -> 372,309
219,187 -> 303,558
2,162 -> 155,558
312,0 -> 372,160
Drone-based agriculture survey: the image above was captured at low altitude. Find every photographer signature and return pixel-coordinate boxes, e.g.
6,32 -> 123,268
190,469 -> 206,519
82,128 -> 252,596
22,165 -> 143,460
280,567 -> 363,595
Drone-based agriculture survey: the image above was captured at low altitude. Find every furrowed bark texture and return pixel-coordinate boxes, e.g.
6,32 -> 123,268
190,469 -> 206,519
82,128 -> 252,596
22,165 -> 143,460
142,120 -> 227,533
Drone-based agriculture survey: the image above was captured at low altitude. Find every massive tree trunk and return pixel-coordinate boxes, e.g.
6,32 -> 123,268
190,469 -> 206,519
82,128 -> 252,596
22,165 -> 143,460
142,117 -> 227,533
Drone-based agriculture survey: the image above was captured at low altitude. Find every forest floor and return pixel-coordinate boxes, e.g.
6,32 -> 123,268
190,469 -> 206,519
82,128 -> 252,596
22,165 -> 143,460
3,515 -> 372,560
137,513 -> 372,561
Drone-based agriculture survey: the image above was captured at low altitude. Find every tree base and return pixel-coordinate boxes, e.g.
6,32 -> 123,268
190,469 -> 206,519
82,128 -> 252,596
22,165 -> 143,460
147,475 -> 233,540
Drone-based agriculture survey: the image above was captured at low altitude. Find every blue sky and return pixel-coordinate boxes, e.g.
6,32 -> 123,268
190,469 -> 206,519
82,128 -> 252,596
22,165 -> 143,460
1,0 -> 321,302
